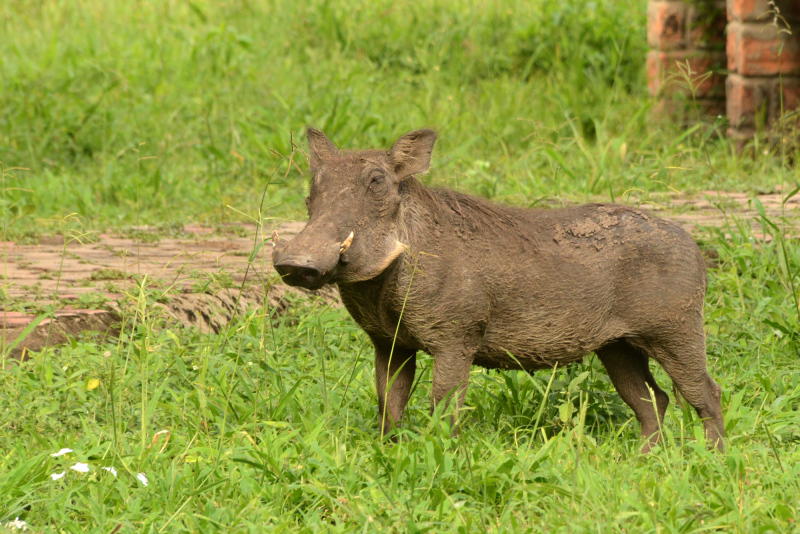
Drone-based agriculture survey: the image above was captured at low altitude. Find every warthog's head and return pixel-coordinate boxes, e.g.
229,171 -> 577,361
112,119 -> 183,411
272,128 -> 436,289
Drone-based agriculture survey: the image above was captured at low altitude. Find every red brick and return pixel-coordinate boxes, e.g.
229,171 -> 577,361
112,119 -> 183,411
648,50 -> 727,97
726,21 -> 739,71
779,76 -> 800,117
727,74 -> 768,128
727,21 -> 800,75
1,312 -> 37,329
725,74 -> 799,128
727,0 -> 800,22
648,1 -> 688,50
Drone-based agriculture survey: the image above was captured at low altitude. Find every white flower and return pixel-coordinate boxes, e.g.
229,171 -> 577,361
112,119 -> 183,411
70,462 -> 90,473
50,448 -> 73,457
5,517 -> 28,531
50,471 -> 66,480
102,466 -> 117,477
137,472 -> 148,486
103,351 -> 111,358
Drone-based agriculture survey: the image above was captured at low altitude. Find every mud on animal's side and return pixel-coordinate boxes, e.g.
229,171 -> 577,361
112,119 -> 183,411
273,127 -> 725,453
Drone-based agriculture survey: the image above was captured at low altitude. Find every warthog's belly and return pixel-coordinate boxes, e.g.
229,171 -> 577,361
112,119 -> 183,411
472,349 -> 588,372
472,354 -> 586,371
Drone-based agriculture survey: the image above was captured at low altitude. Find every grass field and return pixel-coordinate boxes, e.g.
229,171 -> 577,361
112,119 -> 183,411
2,0 -> 800,532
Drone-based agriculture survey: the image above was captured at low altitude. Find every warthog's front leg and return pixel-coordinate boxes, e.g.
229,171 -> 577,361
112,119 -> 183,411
430,351 -> 473,434
374,344 -> 416,437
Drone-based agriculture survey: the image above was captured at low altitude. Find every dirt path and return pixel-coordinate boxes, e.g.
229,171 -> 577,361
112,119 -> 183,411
2,190 -> 798,359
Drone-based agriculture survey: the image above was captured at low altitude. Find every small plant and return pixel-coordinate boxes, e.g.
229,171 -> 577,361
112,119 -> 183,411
188,268 -> 236,294
74,292 -> 110,309
90,269 -> 131,281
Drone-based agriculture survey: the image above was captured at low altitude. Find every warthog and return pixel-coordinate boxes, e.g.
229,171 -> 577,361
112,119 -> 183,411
273,128 -> 724,452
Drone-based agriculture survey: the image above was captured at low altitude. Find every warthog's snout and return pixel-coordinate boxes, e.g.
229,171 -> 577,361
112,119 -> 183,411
273,256 -> 327,289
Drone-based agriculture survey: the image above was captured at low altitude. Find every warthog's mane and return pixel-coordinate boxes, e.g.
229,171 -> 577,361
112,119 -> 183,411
401,176 -> 537,246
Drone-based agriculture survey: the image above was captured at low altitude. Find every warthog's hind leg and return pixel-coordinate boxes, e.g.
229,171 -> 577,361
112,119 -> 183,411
645,336 -> 725,452
597,340 -> 670,453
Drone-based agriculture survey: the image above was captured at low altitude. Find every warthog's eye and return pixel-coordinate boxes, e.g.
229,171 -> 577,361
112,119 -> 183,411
368,173 -> 386,189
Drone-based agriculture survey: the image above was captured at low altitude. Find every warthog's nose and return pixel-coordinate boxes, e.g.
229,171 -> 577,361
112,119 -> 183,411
273,258 -> 324,289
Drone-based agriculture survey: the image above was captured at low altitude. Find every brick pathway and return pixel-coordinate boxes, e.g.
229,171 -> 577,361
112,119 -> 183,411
0,221 -> 330,359
640,188 -> 800,236
2,190 -> 798,359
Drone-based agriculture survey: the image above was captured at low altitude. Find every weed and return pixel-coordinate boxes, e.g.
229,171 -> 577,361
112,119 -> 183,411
74,292 -> 111,310
89,269 -> 131,281
189,268 -> 237,294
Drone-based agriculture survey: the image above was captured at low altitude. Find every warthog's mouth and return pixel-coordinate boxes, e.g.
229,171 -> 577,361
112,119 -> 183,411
274,260 -> 337,290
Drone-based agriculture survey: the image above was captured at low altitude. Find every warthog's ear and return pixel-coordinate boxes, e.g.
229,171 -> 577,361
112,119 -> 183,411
388,129 -> 437,180
307,128 -> 339,168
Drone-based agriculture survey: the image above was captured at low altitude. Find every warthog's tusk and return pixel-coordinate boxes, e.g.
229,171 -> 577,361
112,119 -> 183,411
339,231 -> 354,254
271,230 -> 280,248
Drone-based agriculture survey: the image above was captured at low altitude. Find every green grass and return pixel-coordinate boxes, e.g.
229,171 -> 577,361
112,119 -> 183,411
2,0 -> 800,532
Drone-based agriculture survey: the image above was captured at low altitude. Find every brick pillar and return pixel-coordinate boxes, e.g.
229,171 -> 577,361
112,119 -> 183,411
647,1 -> 728,119
726,0 -> 800,140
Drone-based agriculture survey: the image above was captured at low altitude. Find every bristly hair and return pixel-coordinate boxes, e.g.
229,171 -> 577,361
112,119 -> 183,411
400,176 -> 537,246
